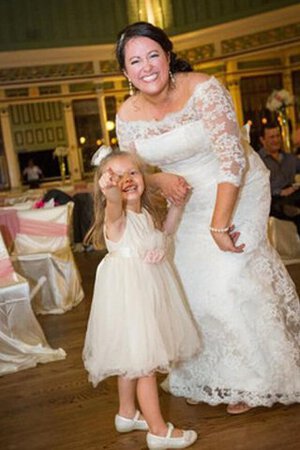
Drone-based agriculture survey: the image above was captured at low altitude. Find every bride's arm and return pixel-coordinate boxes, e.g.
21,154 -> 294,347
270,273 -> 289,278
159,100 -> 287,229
197,78 -> 246,252
210,183 -> 245,252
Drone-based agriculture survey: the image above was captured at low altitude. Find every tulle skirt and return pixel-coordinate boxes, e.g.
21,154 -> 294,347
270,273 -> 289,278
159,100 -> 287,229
83,255 -> 201,387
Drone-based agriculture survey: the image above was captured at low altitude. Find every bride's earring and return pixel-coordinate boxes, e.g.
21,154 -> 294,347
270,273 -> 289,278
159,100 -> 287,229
169,70 -> 176,86
128,79 -> 134,96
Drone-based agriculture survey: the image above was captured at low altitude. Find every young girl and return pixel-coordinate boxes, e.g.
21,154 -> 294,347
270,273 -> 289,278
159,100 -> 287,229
83,147 -> 201,450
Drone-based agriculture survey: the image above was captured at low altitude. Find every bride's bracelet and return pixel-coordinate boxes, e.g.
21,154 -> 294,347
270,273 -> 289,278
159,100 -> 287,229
209,225 -> 230,233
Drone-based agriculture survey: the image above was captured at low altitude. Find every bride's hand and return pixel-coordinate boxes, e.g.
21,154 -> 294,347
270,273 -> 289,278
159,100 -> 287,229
211,225 -> 245,253
155,172 -> 191,205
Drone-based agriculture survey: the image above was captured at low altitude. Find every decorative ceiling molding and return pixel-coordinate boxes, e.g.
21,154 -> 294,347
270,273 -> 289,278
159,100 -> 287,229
222,22 -> 300,55
0,5 -> 299,88
177,44 -> 215,64
99,60 -> 119,75
0,62 -> 94,84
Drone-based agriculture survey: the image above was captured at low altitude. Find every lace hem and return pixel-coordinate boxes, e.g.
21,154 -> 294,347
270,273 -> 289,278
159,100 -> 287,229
168,384 -> 300,407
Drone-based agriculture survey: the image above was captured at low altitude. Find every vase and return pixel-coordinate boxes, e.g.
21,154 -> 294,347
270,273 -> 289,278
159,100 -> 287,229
277,109 -> 291,153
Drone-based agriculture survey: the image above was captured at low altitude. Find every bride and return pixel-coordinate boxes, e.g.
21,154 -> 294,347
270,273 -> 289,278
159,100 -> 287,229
115,21 -> 300,414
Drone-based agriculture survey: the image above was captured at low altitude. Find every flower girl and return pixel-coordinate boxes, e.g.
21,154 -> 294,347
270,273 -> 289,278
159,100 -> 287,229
83,147 -> 201,449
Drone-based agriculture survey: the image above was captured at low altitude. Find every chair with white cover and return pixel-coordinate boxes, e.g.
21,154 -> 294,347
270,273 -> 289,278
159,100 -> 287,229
12,202 -> 84,314
0,232 -> 66,376
268,216 -> 300,265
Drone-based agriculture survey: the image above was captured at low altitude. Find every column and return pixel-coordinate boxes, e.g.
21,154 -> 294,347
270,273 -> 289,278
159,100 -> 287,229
96,89 -> 110,146
115,92 -> 126,113
282,54 -> 296,142
114,80 -> 127,125
0,107 -> 21,188
63,102 -> 82,181
226,61 -> 244,127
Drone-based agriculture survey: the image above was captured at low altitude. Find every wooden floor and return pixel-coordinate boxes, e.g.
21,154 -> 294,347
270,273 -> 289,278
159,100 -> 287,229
1,251 -> 300,450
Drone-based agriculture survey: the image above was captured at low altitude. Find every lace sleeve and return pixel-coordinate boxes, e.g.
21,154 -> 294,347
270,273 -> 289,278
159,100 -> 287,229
195,79 -> 246,186
116,115 -> 137,153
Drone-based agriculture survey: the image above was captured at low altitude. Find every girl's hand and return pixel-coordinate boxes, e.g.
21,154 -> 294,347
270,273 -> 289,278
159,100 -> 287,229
99,168 -> 124,234
99,168 -> 120,191
156,172 -> 191,205
211,225 -> 245,253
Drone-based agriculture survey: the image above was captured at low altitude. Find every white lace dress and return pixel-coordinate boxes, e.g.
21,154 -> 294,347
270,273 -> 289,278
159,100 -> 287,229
116,76 -> 300,407
83,209 -> 201,387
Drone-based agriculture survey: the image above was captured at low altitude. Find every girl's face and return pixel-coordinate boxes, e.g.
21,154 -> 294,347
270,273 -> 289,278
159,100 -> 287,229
123,36 -> 170,96
103,156 -> 145,211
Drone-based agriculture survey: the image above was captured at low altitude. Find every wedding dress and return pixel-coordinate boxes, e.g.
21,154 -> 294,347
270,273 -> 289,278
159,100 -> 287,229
116,76 -> 300,406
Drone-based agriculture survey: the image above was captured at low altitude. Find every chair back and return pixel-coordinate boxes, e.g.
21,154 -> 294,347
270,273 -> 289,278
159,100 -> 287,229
13,202 -> 74,255
268,217 -> 300,265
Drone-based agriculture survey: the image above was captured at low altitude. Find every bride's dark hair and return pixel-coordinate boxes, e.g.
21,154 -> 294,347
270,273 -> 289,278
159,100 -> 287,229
116,21 -> 193,73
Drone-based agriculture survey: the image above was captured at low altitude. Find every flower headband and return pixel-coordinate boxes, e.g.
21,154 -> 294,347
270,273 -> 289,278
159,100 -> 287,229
91,145 -> 113,166
119,32 -> 125,46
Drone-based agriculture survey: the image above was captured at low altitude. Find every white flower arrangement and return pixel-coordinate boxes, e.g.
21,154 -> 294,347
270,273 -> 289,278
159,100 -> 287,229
53,146 -> 69,158
266,89 -> 294,112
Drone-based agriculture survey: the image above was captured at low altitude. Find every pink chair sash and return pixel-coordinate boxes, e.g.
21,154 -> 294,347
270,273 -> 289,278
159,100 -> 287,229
0,209 -> 19,248
18,217 -> 67,236
0,258 -> 14,277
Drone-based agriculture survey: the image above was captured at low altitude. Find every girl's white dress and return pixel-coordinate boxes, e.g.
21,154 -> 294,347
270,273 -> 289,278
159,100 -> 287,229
116,76 -> 300,407
83,209 -> 201,387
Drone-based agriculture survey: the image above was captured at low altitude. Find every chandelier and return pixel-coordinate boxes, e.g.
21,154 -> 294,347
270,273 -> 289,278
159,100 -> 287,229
127,0 -> 173,29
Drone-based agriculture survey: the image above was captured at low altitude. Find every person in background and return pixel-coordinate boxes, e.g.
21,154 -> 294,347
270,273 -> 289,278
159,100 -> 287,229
258,123 -> 300,235
23,158 -> 43,189
115,21 -> 300,415
83,149 -> 200,449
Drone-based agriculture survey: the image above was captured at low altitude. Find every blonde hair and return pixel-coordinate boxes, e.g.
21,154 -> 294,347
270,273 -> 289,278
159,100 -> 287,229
84,150 -> 167,250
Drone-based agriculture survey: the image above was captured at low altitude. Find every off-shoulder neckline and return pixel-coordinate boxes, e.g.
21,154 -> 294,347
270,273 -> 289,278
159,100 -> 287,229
117,76 -> 218,125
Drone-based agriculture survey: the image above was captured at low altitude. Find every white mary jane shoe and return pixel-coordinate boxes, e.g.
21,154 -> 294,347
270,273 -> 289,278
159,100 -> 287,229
115,410 -> 148,433
146,422 -> 197,449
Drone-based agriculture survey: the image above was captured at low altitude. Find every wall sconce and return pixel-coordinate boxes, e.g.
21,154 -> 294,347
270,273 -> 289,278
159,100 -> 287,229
79,136 -> 86,144
106,120 -> 115,131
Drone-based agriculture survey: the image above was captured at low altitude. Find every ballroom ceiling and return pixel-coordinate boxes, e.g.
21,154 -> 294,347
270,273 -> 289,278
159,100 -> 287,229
0,0 -> 299,52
